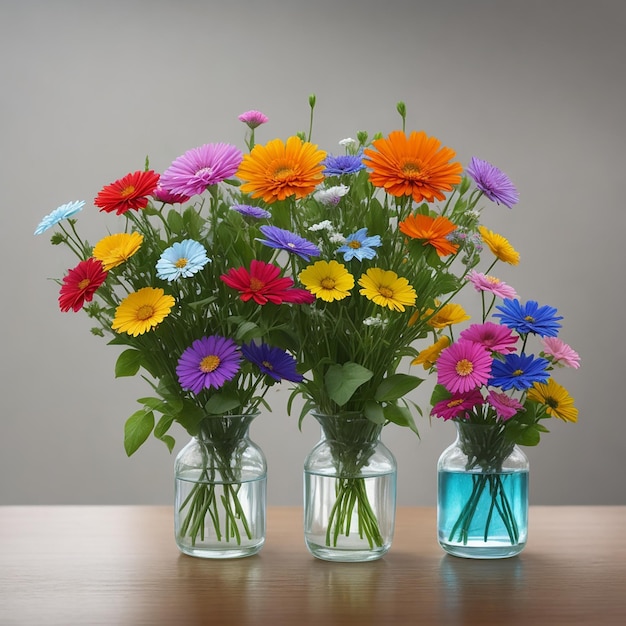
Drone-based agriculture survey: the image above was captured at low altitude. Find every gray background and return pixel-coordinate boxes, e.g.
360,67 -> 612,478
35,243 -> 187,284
2,0 -> 624,506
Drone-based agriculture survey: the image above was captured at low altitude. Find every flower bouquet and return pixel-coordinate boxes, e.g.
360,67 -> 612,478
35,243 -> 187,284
424,246 -> 580,556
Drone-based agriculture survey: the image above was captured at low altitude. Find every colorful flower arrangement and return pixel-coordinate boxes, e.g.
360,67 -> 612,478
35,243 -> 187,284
36,96 -> 539,550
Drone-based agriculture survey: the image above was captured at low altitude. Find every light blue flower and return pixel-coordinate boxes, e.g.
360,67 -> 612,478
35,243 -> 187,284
336,228 -> 382,261
34,200 -> 85,235
156,239 -> 210,281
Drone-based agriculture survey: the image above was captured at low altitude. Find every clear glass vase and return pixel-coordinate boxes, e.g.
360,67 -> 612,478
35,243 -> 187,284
437,421 -> 529,559
304,412 -> 397,562
174,412 -> 266,559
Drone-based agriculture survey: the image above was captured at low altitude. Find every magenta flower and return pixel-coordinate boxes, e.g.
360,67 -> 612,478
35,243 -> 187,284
153,183 -> 191,205
459,322 -> 518,354
160,143 -> 243,197
238,110 -> 269,129
466,157 -> 519,208
487,390 -> 524,421
467,270 -> 517,300
541,337 -> 581,369
431,389 -> 484,421
437,339 -> 493,394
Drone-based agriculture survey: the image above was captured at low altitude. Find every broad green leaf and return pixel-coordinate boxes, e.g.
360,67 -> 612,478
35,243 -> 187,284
154,413 -> 175,439
235,321 -> 262,341
325,362 -> 373,407
115,349 -> 143,378
204,392 -> 241,415
124,410 -> 155,456
364,400 -> 386,425
167,210 -> 185,234
383,404 -> 419,436
430,384 -> 451,406
374,374 -> 422,403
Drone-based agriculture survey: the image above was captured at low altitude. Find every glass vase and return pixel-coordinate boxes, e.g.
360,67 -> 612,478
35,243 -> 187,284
304,412 -> 397,562
174,412 -> 266,559
437,421 -> 529,559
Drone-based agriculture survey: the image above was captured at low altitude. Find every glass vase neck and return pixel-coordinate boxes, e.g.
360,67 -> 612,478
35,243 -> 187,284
454,420 -> 515,472
195,412 -> 259,443
312,412 -> 383,446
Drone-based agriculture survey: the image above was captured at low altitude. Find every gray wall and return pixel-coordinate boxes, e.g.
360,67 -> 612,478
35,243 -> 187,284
2,0 -> 625,506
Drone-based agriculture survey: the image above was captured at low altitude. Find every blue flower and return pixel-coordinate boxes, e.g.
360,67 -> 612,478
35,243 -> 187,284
256,225 -> 320,261
241,342 -> 303,382
230,204 -> 271,219
337,228 -> 382,261
493,299 -> 563,337
34,200 -> 85,235
156,239 -> 210,281
489,353 -> 550,391
322,153 -> 365,176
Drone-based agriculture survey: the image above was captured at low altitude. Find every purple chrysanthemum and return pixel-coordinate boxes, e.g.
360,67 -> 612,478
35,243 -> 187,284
466,157 -> 519,208
160,143 -> 243,197
431,388 -> 484,421
437,340 -> 493,394
322,153 -> 366,176
256,225 -> 321,261
459,322 -> 518,355
176,335 -> 242,394
230,204 -> 271,219
238,110 -> 269,129
241,342 -> 303,383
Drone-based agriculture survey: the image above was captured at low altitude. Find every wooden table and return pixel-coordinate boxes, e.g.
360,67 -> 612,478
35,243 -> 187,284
1,506 -> 624,625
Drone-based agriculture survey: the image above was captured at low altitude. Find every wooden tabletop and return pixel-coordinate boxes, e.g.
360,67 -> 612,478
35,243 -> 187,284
1,506 -> 624,625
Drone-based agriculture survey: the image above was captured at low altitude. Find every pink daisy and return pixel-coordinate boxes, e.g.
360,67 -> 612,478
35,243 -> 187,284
541,337 -> 581,369
459,322 -> 518,354
467,270 -> 518,300
437,339 -> 493,394
238,110 -> 269,129
487,390 -> 524,421
431,389 -> 484,421
153,183 -> 191,205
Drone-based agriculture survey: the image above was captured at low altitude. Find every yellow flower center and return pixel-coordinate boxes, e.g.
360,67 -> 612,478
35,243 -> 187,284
379,287 -> 394,298
321,277 -> 336,290
175,258 -> 188,268
401,160 -> 422,180
77,278 -> 91,290
262,360 -> 273,371
486,275 -> 501,284
524,315 -> 535,323
447,398 -> 464,408
349,240 -> 362,249
199,355 -> 220,373
273,166 -> 295,181
455,359 -> 474,376
120,185 -> 136,198
513,369 -> 524,376
249,278 -> 265,291
136,304 -> 155,321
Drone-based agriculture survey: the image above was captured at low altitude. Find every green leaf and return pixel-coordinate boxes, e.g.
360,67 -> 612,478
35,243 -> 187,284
325,362 -> 373,407
430,383 -> 451,406
204,392 -> 241,415
374,374 -> 422,403
124,410 -> 155,456
115,349 -> 143,378
364,400 -> 386,424
153,414 -> 176,453
235,321 -> 262,342
167,210 -> 185,234
383,404 -> 419,436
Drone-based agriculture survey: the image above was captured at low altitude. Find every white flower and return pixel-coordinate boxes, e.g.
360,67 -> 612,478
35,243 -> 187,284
308,220 -> 333,232
339,138 -> 357,147
329,232 -> 346,244
363,315 -> 387,327
314,185 -> 349,207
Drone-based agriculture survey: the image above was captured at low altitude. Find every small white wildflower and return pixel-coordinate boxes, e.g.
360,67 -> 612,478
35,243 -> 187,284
329,232 -> 346,244
314,185 -> 349,207
466,209 -> 480,220
308,220 -> 333,232
363,315 -> 387,327
339,138 -> 357,147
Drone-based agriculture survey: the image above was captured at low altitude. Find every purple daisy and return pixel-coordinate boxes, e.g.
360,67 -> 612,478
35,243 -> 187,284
459,322 -> 518,355
238,110 -> 269,129
431,388 -> 484,421
160,143 -> 243,197
230,204 -> 271,219
466,157 -> 519,208
322,153 -> 366,176
241,342 -> 303,383
437,339 -> 493,394
487,390 -> 524,421
176,335 -> 242,394
256,225 -> 320,261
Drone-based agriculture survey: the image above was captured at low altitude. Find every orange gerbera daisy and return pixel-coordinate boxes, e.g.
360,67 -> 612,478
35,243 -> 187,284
236,136 -> 326,204
363,130 -> 462,203
399,214 -> 459,257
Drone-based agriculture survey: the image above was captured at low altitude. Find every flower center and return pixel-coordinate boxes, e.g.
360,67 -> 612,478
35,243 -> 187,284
175,258 -> 188,268
349,240 -> 362,249
455,359 -> 474,376
513,368 -> 524,376
262,360 -> 273,370
546,396 -> 559,409
401,160 -> 424,180
273,166 -> 295,181
524,315 -> 535,323
199,355 -> 220,373
249,278 -> 265,291
379,287 -> 394,298
195,166 -> 214,180
77,278 -> 91,290
120,185 -> 136,197
486,275 -> 501,284
447,398 -> 464,408
136,304 -> 155,321
321,277 -> 336,290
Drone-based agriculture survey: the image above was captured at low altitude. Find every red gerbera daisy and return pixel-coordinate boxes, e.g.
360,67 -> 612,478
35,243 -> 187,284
221,260 -> 299,305
58,258 -> 108,312
94,170 -> 160,215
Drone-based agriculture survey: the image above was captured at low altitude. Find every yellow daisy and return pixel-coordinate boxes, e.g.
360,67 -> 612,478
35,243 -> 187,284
411,335 -> 450,369
527,379 -> 578,423
358,268 -> 416,312
478,225 -> 520,265
427,303 -> 470,329
299,260 -> 354,302
93,232 -> 144,271
112,287 -> 175,336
